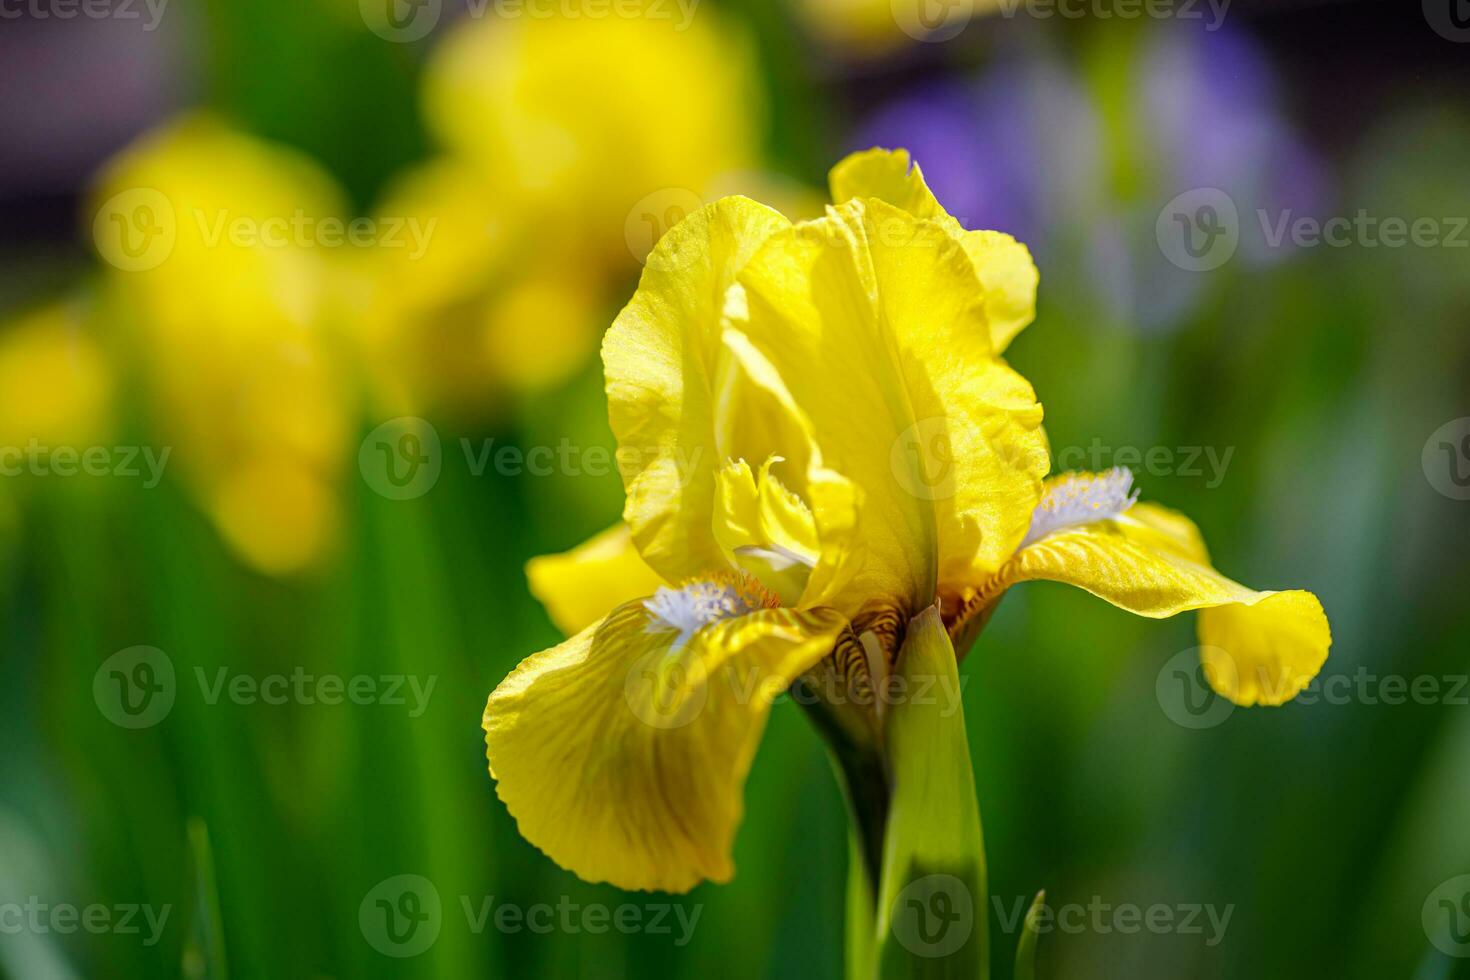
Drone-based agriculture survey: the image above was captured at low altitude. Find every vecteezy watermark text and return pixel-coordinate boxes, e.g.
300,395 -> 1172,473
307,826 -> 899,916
0,898 -> 170,947
93,646 -> 437,729
358,417 -> 710,501
890,0 -> 1228,45
0,0 -> 168,29
1053,440 -> 1234,489
0,442 -> 170,487
92,189 -> 437,272
992,894 -> 1234,946
1158,188 -> 1469,272
359,0 -> 700,43
358,875 -> 701,958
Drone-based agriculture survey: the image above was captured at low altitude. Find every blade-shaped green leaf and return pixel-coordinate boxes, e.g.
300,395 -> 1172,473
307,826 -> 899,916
1014,891 -> 1046,980
872,606 -> 988,980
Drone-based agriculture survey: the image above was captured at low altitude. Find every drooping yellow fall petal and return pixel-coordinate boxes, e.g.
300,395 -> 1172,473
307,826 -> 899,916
983,486 -> 1330,706
732,198 -> 1047,618
483,599 -> 847,892
603,197 -> 791,582
829,147 -> 1039,352
526,524 -> 666,636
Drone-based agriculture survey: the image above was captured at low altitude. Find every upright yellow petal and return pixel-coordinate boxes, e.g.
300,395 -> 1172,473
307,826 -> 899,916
603,197 -> 791,582
526,524 -> 666,636
732,199 -> 1047,617
484,600 -> 847,892
975,485 -> 1330,707
829,147 -> 1039,352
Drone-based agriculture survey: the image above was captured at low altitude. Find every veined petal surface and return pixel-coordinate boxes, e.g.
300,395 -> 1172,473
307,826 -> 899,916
484,601 -> 847,892
603,197 -> 791,582
732,198 -> 1047,618
984,486 -> 1330,706
829,147 -> 1039,352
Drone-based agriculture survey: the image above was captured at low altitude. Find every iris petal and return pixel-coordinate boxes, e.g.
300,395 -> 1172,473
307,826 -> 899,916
981,489 -> 1330,706
483,601 -> 847,892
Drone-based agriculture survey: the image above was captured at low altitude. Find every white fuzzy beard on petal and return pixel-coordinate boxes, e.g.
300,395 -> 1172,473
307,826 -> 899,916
1021,467 -> 1140,548
643,578 -> 763,647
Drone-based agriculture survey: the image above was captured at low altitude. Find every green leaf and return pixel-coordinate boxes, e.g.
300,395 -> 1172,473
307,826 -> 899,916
871,607 -> 988,979
1014,891 -> 1047,980
182,819 -> 228,980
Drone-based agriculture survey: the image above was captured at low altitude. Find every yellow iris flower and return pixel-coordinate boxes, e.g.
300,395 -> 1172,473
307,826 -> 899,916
353,6 -> 761,415
483,148 -> 1331,893
91,115 -> 352,575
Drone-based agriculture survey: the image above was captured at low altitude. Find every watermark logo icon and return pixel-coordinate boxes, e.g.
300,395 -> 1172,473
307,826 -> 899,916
891,874 -> 974,958
1422,418 -> 1470,500
360,0 -> 441,42
93,188 -> 176,272
1423,875 -> 1470,957
1157,188 -> 1240,272
1156,646 -> 1237,730
624,649 -> 707,730
94,646 -> 176,729
360,418 -> 442,500
1425,0 -> 1470,41
625,188 -> 705,271
892,0 -> 974,42
891,417 -> 957,501
360,875 -> 442,957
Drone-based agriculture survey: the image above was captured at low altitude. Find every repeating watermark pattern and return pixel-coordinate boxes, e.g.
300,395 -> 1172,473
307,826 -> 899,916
623,654 -> 968,731
1053,441 -> 1234,489
461,894 -> 700,943
360,418 -> 443,501
1424,0 -> 1470,42
0,0 -> 168,29
360,875 -> 442,958
1156,647 -> 1237,730
1423,875 -> 1470,958
993,894 -> 1233,946
359,875 -> 701,957
1423,417 -> 1470,501
892,418 -> 957,501
1156,188 -> 1241,272
0,899 -> 171,947
0,441 -> 170,487
891,0 -> 974,42
626,188 -> 705,269
358,419 -> 708,500
891,874 -> 975,958
360,0 -> 700,43
892,0 -> 1228,44
1159,646 -> 1470,730
92,189 -> 177,272
461,437 -> 704,482
92,191 -> 436,273
93,646 -> 177,729
1159,189 -> 1469,272
93,648 -> 437,728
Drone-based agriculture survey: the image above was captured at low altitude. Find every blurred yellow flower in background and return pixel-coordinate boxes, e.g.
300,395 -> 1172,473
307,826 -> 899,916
92,115 -> 354,576
0,301 -> 113,456
351,4 -> 763,416
422,7 -> 760,261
